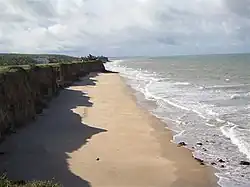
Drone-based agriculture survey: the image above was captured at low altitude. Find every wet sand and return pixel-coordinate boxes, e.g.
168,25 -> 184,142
0,73 -> 217,187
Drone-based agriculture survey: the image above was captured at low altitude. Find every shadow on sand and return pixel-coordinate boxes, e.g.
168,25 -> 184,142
0,74 -> 106,187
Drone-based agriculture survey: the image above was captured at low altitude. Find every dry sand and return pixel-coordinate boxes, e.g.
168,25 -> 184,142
0,73 -> 217,187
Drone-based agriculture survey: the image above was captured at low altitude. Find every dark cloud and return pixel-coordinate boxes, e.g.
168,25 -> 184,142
27,0 -> 55,18
224,0 -> 250,18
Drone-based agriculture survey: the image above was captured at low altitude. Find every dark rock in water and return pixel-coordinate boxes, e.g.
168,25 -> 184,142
209,140 -> 216,144
211,162 -> 217,166
218,159 -> 225,163
192,146 -> 195,149
206,140 -> 209,143
96,158 -> 100,161
203,148 -> 207,151
197,142 -> 203,146
240,161 -> 250,165
221,165 -> 225,168
177,142 -> 187,147
194,157 -> 205,165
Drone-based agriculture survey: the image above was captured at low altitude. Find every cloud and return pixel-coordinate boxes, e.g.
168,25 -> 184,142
0,0 -> 249,56
224,0 -> 250,18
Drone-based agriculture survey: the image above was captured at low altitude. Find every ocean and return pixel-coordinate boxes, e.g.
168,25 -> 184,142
105,54 -> 250,187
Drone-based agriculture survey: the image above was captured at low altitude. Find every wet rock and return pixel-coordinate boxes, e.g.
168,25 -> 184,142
221,165 -> 225,168
240,161 -> 250,166
177,142 -> 187,147
197,142 -> 203,146
218,159 -> 225,163
211,162 -> 217,166
206,140 -> 209,143
203,148 -> 207,151
194,157 -> 205,165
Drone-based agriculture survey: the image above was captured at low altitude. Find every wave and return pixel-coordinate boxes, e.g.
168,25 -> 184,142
173,81 -> 191,86
200,84 -> 250,91
231,94 -> 242,100
220,123 -> 250,160
231,93 -> 250,100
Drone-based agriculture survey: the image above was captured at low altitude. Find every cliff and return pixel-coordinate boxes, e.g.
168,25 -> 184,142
0,60 -> 106,138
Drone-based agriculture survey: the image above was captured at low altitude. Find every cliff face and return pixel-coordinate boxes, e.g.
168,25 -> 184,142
0,61 -> 106,137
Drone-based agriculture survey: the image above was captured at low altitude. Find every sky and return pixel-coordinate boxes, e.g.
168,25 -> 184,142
0,0 -> 250,57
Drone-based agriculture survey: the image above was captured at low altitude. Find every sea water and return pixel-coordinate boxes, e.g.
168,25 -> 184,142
105,54 -> 250,187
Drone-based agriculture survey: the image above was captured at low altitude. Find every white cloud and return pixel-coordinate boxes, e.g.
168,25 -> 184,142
0,0 -> 249,56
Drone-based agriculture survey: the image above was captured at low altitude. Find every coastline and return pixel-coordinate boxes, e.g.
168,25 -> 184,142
0,72 -> 218,187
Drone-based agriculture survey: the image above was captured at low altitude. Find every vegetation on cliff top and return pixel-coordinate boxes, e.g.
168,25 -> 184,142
81,54 -> 110,63
0,53 -> 109,66
0,53 -> 80,66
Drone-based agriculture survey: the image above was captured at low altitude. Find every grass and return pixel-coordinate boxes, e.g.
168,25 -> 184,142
0,175 -> 61,187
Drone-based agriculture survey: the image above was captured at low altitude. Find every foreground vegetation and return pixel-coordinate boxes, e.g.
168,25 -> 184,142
0,175 -> 61,187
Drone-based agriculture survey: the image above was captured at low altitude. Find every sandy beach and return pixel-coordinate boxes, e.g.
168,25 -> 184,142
0,73 -> 217,187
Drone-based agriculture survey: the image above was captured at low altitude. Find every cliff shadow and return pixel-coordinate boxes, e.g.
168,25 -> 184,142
0,75 -> 106,187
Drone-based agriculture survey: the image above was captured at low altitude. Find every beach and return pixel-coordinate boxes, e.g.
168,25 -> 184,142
0,73 -> 217,187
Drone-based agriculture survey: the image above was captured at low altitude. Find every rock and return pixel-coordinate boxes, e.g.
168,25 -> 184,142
192,146 -> 195,149
211,162 -> 217,166
240,161 -> 250,166
197,142 -> 203,146
194,157 -> 205,165
0,152 -> 5,155
218,159 -> 225,163
206,140 -> 209,143
203,148 -> 207,151
221,165 -> 225,168
31,116 -> 37,120
96,157 -> 100,161
177,142 -> 187,147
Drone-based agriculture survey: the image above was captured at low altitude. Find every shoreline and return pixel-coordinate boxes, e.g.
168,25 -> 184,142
0,72 -> 218,187
121,75 -> 219,170
119,74 -> 219,186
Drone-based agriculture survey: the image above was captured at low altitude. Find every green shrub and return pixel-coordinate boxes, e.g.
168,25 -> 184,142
0,175 -> 61,187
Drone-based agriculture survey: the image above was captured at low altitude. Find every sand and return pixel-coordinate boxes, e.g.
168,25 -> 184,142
0,73 -> 217,187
